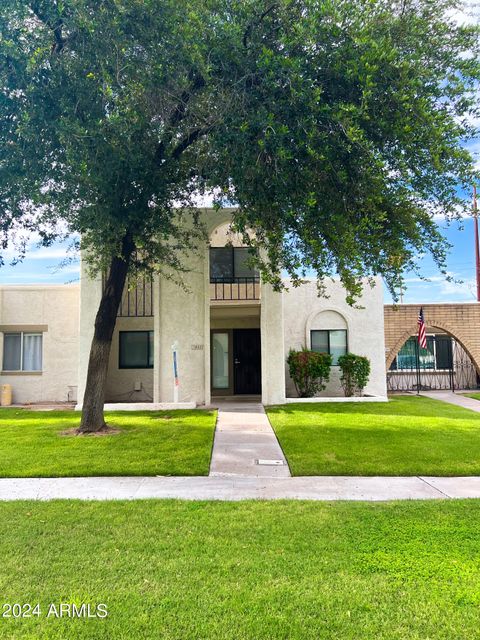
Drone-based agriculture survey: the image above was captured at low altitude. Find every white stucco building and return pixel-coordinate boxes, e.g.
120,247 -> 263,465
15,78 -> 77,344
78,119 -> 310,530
0,210 -> 387,406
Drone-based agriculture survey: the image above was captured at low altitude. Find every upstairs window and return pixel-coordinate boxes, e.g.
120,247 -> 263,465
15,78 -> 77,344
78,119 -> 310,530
2,332 -> 43,372
210,247 -> 258,282
311,329 -> 347,365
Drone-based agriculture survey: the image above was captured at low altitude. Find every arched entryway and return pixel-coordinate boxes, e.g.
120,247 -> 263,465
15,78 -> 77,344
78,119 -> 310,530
386,323 -> 479,392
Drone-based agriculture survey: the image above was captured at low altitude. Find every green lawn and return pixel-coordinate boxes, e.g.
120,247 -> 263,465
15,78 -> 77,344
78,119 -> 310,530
1,499 -> 480,639
462,392 -> 480,402
0,408 -> 216,477
267,395 -> 480,476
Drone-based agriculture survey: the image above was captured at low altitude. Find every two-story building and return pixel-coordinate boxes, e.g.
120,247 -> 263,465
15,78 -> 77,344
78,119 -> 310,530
0,209 -> 387,406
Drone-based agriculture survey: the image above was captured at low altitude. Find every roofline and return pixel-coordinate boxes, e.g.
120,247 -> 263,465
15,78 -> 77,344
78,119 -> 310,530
0,284 -> 79,290
385,301 -> 480,306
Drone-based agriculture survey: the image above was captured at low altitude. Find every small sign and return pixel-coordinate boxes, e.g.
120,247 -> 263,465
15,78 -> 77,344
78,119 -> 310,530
191,344 -> 204,351
256,459 -> 284,466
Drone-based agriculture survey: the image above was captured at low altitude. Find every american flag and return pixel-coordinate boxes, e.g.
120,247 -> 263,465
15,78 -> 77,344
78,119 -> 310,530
417,307 -> 427,349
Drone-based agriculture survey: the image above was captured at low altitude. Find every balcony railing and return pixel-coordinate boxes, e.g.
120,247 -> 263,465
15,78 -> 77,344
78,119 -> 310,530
103,273 -> 154,317
210,277 -> 260,301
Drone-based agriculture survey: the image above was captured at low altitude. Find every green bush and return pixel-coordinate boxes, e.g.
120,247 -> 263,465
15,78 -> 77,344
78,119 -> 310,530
287,348 -> 332,397
338,353 -> 371,397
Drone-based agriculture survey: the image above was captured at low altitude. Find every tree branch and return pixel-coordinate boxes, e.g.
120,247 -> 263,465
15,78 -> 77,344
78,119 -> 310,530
243,4 -> 279,49
170,125 -> 214,160
154,72 -> 206,165
29,3 -> 68,53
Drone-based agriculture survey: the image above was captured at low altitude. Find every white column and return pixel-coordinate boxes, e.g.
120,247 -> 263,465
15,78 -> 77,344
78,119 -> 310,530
204,246 -> 211,407
260,283 -> 286,405
76,256 -> 103,406
156,250 -> 207,405
153,275 -> 161,403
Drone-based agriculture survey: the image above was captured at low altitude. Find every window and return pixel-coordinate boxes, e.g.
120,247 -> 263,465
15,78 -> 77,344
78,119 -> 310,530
212,332 -> 229,389
311,329 -> 347,365
2,332 -> 42,372
390,335 -> 453,371
119,331 -> 153,369
210,247 -> 258,282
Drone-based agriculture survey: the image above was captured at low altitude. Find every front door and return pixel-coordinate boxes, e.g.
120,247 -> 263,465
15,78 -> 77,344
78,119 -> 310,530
233,329 -> 261,394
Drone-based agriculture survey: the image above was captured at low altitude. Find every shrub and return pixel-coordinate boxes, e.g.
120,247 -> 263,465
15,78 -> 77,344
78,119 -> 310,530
287,348 -> 332,397
338,353 -> 371,397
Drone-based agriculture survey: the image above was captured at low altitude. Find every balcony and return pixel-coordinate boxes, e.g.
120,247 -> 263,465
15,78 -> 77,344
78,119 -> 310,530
210,276 -> 260,302
209,247 -> 260,303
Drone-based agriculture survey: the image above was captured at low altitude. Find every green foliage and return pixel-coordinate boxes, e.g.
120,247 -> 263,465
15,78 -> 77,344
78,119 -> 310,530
338,353 -> 371,396
287,348 -> 332,397
0,0 -> 479,300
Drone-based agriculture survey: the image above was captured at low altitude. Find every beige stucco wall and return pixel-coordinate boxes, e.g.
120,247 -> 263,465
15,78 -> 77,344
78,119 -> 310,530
105,317 -> 154,402
282,278 -> 387,397
0,285 -> 80,404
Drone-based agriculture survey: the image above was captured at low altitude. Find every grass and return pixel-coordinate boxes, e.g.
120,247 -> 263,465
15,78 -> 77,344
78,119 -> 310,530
462,392 -> 480,402
267,395 -> 480,476
0,408 -> 216,477
1,499 -> 480,639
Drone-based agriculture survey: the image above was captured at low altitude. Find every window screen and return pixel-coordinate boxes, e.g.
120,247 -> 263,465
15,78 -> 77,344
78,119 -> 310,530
233,248 -> 258,278
2,332 -> 42,372
3,333 -> 21,371
210,248 -> 233,281
311,329 -> 347,365
119,331 -> 153,368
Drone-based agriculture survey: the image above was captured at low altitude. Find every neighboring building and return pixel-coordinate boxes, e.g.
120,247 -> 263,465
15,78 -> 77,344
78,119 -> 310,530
0,285 -> 79,404
0,210 -> 387,405
384,303 -> 480,391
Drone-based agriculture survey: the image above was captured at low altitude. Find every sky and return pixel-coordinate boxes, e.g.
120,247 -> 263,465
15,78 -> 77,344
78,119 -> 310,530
1,2 -> 479,304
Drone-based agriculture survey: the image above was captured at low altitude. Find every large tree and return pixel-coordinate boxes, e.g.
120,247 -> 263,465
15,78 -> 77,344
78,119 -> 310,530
1,0 -> 478,431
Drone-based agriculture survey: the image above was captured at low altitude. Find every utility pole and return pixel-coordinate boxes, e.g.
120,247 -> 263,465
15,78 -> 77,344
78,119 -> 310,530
474,185 -> 480,302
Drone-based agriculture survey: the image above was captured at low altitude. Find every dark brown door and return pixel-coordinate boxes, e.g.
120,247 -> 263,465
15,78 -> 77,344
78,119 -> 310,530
233,329 -> 261,394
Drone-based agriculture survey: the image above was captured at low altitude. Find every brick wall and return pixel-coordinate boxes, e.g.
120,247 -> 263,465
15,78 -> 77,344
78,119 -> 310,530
384,303 -> 480,372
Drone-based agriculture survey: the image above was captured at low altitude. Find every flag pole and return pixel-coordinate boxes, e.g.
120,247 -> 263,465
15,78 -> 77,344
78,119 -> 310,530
415,338 -> 421,395
416,307 -> 427,395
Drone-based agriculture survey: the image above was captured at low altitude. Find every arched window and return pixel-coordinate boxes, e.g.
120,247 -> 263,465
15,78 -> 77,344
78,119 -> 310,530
309,310 -> 348,365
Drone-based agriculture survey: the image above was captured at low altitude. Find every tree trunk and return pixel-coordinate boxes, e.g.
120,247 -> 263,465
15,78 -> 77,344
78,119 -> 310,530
79,233 -> 135,433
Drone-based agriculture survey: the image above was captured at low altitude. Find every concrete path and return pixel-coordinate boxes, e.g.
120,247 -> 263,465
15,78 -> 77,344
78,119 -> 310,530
420,390 -> 480,412
209,402 -> 290,478
1,475 -> 480,501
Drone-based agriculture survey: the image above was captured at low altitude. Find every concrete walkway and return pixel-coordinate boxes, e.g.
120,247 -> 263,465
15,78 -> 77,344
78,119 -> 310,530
209,402 -> 290,478
1,475 -> 480,501
420,390 -> 480,412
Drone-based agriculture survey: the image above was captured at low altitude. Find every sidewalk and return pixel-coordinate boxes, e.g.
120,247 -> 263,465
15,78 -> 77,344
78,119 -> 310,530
420,390 -> 480,412
209,401 -> 290,478
1,475 -> 480,501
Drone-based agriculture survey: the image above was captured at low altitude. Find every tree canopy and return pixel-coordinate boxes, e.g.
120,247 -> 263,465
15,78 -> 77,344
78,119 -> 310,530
1,0 -> 479,298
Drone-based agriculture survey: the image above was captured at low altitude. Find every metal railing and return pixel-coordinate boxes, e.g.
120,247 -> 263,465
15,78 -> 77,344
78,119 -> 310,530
387,339 -> 479,391
210,276 -> 260,301
103,273 -> 154,317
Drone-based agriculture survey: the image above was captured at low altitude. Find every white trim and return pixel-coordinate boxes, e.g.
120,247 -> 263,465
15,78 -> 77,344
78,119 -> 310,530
305,307 -> 350,349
